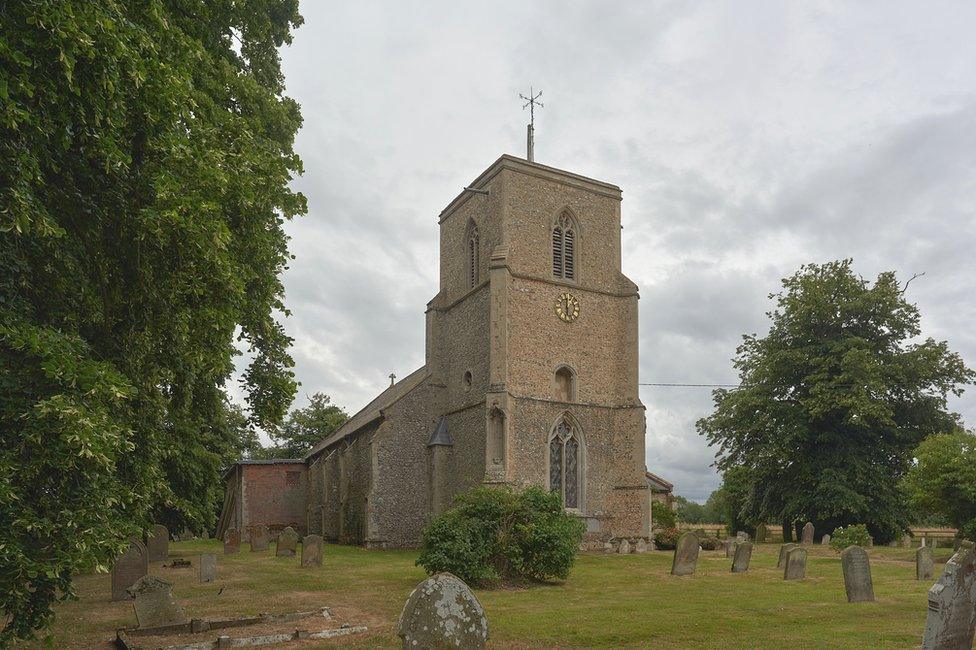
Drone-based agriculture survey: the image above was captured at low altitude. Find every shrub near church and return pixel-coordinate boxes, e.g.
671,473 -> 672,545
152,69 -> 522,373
416,486 -> 585,587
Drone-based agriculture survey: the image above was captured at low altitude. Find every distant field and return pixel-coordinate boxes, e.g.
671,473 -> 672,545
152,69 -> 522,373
16,540 -> 950,649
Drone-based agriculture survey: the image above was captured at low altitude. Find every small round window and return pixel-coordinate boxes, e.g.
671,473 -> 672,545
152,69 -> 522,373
463,371 -> 473,391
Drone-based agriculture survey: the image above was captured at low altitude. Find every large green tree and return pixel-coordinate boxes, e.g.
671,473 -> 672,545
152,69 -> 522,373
902,429 -> 976,540
697,261 -> 973,544
0,0 -> 304,641
263,392 -> 348,458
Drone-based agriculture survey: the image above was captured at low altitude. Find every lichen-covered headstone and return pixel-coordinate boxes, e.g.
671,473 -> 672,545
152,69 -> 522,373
724,539 -> 737,558
127,575 -> 188,629
302,534 -> 323,567
223,527 -> 240,554
922,544 -> 976,650
617,538 -> 631,554
821,534 -> 831,546
147,524 -> 169,563
784,547 -> 807,580
671,532 -> 700,576
200,553 -> 217,582
917,547 -> 935,581
777,543 -> 797,569
277,526 -> 299,557
250,524 -> 269,552
841,546 -> 875,602
755,524 -> 767,543
731,541 -> 753,573
801,522 -> 815,545
111,541 -> 148,601
396,573 -> 488,649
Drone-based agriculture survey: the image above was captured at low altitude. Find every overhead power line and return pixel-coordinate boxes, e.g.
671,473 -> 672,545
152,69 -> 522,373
639,382 -> 739,388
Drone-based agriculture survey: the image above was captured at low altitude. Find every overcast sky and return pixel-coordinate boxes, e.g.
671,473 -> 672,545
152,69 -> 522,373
242,1 -> 976,501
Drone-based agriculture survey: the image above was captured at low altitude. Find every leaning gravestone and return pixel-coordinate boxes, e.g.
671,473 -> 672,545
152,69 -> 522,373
302,535 -> 323,567
917,547 -> 935,581
841,546 -> 875,602
671,532 -> 700,576
397,573 -> 488,649
724,539 -> 737,558
200,553 -> 217,582
250,524 -> 269,552
277,526 -> 299,557
777,543 -> 798,568
736,531 -> 749,542
617,538 -> 631,555
822,534 -> 831,546
755,524 -> 767,543
784,547 -> 807,580
147,524 -> 169,563
127,575 -> 188,629
922,543 -> 976,650
731,541 -> 753,573
112,541 -> 148,601
801,522 -> 815,545
223,527 -> 240,554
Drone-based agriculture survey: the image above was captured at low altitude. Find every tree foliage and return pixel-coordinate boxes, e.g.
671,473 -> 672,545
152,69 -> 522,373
262,393 -> 348,459
697,261 -> 973,544
651,500 -> 677,529
0,0 -> 304,641
673,496 -> 708,524
902,429 -> 976,541
417,486 -> 585,587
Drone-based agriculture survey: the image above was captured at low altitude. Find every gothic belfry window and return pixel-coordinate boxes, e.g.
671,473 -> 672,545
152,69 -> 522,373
552,211 -> 576,281
467,222 -> 479,287
549,419 -> 581,509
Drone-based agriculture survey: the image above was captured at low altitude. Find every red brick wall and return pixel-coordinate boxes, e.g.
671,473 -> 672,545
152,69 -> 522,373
240,463 -> 307,537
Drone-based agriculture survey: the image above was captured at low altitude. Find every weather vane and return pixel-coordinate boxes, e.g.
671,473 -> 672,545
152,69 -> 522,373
519,87 -> 543,162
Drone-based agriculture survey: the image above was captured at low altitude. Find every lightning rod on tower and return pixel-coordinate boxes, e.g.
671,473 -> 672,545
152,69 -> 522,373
519,87 -> 543,162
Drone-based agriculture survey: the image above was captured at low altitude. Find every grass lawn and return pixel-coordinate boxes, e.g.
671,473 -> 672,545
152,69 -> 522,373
17,541 -> 950,649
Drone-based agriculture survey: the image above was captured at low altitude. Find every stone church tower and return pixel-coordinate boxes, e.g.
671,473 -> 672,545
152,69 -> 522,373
218,154 -> 649,548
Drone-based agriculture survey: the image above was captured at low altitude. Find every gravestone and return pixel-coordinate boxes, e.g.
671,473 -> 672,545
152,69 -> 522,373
223,527 -> 240,554
755,524 -> 767,543
724,539 -> 737,558
277,526 -> 299,557
736,531 -> 749,542
822,534 -> 831,546
902,535 -> 913,548
731,541 -> 753,573
302,535 -> 323,567
841,546 -> 875,602
917,547 -> 934,581
127,575 -> 188,629
671,532 -> 700,576
617,538 -> 631,554
111,541 -> 148,601
777,543 -> 798,569
200,553 -> 217,582
250,524 -> 269,552
922,544 -> 976,650
784,547 -> 807,580
397,573 -> 488,649
801,522 -> 815,545
147,524 -> 169,563
635,539 -> 649,553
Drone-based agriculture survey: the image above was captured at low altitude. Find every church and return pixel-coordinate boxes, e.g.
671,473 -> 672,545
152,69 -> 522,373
218,152 -> 651,549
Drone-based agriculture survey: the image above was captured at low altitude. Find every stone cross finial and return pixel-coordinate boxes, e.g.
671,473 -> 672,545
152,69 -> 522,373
389,372 -> 396,386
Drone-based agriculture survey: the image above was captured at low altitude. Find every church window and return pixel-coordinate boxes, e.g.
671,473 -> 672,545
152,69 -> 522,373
552,211 -> 577,281
467,222 -> 480,288
463,370 -> 472,391
554,366 -> 576,402
549,420 -> 581,509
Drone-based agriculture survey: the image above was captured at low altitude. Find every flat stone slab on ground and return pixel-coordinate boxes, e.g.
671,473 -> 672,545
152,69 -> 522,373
397,573 -> 488,649
841,546 -> 875,602
127,575 -> 188,629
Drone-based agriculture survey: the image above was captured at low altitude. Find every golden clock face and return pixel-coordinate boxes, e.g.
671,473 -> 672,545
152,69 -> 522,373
554,292 -> 581,323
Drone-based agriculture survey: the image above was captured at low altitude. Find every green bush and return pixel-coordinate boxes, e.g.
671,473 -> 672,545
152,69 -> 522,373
652,501 -> 677,530
416,485 -> 585,587
829,524 -> 872,551
653,527 -> 681,550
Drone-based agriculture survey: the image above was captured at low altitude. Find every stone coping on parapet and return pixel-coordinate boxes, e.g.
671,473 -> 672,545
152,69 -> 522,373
438,154 -> 623,224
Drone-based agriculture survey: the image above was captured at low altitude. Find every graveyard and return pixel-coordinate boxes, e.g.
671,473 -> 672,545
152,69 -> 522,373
23,539 -> 957,649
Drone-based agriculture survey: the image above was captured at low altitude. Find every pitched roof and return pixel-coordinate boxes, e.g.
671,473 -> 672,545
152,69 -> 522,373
645,470 -> 674,492
304,366 -> 429,460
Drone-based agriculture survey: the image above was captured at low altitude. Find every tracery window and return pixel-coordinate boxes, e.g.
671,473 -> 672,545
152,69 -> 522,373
552,211 -> 576,280
467,223 -> 479,288
549,420 -> 580,509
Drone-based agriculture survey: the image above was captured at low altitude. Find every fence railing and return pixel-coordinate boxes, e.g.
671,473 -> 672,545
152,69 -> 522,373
675,523 -> 959,543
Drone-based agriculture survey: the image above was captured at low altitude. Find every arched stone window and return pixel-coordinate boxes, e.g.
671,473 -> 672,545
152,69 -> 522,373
549,418 -> 582,509
467,221 -> 479,288
553,365 -> 576,402
552,211 -> 577,281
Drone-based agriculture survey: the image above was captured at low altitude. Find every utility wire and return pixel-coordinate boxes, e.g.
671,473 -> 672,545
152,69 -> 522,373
639,382 -> 739,387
